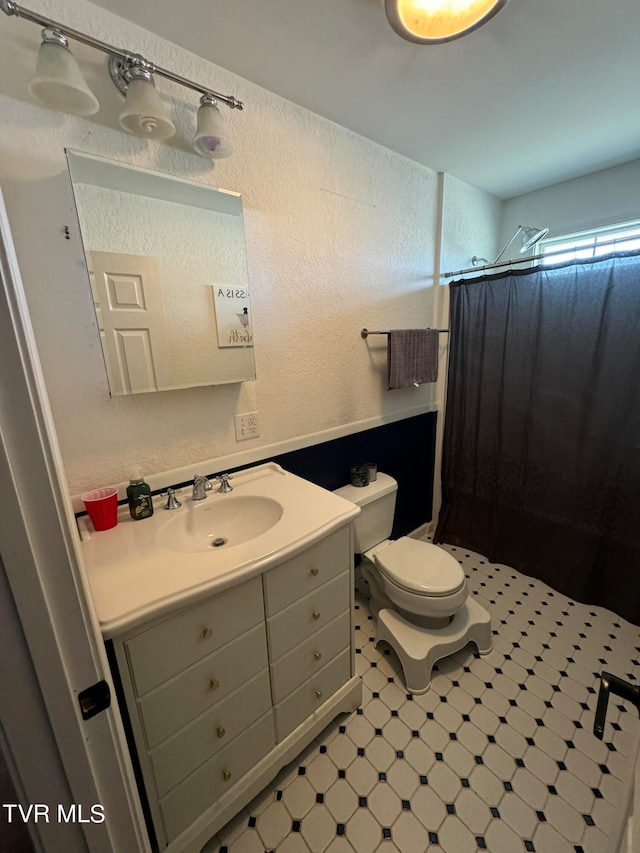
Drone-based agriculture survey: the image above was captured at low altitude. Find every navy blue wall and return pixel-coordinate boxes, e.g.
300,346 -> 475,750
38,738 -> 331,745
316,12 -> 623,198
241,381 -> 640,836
269,412 -> 438,537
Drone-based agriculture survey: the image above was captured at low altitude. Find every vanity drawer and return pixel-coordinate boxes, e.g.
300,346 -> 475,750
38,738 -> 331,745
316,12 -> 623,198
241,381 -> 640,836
126,576 -> 263,696
150,669 -> 272,797
267,572 -> 350,661
160,711 -> 275,842
263,528 -> 350,616
139,623 -> 268,748
270,611 -> 350,704
274,649 -> 351,742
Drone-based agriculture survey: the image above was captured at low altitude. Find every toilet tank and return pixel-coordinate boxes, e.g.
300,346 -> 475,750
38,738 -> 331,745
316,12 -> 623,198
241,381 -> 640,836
334,473 -> 398,553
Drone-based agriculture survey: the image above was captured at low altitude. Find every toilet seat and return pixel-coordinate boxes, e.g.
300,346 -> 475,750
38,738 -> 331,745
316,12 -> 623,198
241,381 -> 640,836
374,537 -> 466,597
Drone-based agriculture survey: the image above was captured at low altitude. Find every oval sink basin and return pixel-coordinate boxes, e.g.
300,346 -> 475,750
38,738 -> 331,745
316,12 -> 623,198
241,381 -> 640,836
159,495 -> 283,553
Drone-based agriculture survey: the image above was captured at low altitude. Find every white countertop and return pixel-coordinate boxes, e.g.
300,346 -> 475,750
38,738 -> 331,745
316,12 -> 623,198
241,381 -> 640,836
78,463 -> 359,638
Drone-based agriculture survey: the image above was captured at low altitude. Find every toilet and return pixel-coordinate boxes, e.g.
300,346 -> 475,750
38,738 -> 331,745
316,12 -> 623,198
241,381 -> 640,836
335,473 -> 492,693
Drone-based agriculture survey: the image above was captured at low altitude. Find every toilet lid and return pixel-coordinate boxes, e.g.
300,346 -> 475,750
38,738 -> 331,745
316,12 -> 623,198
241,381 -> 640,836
375,537 -> 466,597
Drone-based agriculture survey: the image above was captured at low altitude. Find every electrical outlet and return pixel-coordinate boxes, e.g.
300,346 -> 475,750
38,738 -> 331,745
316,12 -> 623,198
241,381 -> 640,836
235,411 -> 259,441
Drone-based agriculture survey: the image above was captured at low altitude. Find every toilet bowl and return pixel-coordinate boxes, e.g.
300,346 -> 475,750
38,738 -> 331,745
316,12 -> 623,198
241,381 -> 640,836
362,536 -> 468,627
334,473 -> 492,692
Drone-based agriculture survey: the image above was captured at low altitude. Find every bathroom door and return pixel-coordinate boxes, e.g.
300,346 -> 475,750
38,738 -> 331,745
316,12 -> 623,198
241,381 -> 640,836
0,191 -> 149,852
87,251 -> 172,395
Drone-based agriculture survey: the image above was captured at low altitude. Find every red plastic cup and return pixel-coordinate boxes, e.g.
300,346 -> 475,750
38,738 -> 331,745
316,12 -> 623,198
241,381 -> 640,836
82,487 -> 119,532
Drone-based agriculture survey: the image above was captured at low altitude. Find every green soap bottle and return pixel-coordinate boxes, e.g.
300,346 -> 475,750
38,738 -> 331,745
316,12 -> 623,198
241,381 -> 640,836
127,470 -> 154,520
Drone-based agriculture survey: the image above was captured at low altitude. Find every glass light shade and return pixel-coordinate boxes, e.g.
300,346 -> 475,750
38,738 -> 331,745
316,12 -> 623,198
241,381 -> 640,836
119,77 -> 175,141
28,40 -> 99,116
385,0 -> 508,44
193,101 -> 233,159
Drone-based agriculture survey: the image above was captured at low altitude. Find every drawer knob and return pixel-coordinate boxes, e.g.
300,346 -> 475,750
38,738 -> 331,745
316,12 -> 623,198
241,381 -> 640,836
222,769 -> 232,782
209,678 -> 220,691
310,567 -> 319,577
312,610 -> 321,621
313,651 -> 322,661
216,726 -> 226,739
202,627 -> 213,640
314,689 -> 323,700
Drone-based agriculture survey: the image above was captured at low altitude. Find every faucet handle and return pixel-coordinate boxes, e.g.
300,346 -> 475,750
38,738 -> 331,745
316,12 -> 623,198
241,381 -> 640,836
161,487 -> 182,510
214,473 -> 234,493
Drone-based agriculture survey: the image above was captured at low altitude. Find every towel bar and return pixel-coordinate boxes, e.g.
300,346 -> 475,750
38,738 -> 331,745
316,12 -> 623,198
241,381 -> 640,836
361,328 -> 449,339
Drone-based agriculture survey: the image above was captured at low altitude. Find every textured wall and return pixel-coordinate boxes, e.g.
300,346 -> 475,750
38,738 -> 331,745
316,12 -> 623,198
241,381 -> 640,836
0,0 -> 493,497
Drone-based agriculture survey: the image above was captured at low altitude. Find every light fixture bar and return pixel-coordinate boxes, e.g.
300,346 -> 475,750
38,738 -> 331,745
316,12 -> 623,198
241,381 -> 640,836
0,0 -> 244,110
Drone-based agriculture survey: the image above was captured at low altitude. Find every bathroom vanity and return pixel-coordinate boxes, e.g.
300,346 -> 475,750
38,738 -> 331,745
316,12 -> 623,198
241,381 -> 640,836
78,464 -> 362,853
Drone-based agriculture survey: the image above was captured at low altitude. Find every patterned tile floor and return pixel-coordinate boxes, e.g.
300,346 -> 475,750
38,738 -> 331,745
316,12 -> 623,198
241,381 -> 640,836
207,540 -> 640,853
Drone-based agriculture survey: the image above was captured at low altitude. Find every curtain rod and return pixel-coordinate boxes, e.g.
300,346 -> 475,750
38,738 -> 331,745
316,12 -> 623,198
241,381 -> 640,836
361,328 -> 449,338
442,232 -> 640,279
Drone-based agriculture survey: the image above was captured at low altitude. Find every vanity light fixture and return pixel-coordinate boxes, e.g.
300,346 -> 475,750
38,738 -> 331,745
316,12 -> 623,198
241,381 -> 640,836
384,0 -> 509,44
29,27 -> 99,116
109,57 -> 176,141
1,0 -> 243,156
193,96 -> 233,158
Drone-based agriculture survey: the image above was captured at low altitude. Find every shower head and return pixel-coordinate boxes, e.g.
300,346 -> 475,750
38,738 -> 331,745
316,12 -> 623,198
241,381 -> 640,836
491,223 -> 550,265
519,225 -> 549,252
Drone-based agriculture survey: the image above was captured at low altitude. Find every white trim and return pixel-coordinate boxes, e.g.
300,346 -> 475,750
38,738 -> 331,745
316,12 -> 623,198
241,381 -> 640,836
431,171 -> 450,526
0,188 -> 149,852
71,401 -> 440,511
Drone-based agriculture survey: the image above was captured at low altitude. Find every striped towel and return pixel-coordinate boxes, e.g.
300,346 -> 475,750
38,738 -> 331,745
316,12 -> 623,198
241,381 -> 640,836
387,329 -> 439,390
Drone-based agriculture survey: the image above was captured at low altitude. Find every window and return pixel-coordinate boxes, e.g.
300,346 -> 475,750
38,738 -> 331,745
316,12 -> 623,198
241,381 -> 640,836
539,221 -> 640,265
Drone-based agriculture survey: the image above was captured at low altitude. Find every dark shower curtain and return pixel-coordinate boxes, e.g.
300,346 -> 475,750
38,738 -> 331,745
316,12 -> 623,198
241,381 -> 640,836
435,252 -> 640,625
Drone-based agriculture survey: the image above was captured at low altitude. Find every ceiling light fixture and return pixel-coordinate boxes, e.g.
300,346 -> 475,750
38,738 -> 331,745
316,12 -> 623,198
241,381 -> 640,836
1,0 -> 243,156
384,0 -> 509,44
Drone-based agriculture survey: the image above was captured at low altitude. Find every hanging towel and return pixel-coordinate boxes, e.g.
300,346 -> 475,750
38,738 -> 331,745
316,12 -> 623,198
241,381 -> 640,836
387,329 -> 439,390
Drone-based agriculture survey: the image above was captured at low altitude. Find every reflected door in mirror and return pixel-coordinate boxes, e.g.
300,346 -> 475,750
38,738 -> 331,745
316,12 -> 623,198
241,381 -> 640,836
88,251 -> 171,395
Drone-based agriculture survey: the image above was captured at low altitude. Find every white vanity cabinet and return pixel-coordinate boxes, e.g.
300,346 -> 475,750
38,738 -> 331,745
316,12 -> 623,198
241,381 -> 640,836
110,525 -> 361,853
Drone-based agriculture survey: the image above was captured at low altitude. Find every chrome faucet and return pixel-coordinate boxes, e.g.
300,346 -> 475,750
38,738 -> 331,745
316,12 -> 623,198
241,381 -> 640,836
192,474 -> 211,501
213,473 -> 234,493
162,487 -> 182,510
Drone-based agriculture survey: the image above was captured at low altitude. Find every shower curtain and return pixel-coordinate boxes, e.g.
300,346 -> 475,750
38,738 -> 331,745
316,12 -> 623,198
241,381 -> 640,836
435,252 -> 640,625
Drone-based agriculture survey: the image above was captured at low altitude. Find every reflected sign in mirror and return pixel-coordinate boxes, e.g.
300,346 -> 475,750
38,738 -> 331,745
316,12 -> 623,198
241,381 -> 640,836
66,150 -> 255,396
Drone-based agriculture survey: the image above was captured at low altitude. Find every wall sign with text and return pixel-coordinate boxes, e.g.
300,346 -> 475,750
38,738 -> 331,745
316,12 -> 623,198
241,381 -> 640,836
212,286 -> 253,348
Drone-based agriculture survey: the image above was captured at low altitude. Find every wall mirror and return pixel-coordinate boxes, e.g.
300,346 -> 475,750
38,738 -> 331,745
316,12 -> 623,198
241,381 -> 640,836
66,150 -> 255,396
